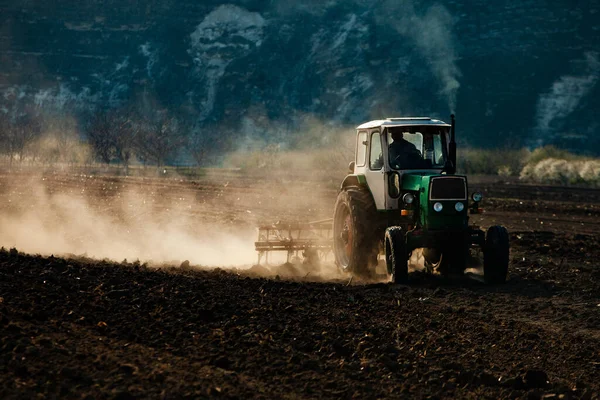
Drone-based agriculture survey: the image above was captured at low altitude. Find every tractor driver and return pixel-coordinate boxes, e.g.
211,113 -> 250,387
388,129 -> 422,169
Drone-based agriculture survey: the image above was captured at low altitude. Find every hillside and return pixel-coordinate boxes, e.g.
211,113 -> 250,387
1,1 -> 599,152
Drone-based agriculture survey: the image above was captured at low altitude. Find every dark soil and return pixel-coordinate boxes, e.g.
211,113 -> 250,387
0,172 -> 599,399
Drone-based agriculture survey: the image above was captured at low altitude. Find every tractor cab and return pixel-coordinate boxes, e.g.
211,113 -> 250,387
344,117 -> 456,212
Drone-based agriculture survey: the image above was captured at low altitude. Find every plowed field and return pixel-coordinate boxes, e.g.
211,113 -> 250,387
0,170 -> 598,399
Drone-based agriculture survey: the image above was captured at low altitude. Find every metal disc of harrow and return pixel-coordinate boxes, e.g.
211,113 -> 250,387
255,219 -> 333,265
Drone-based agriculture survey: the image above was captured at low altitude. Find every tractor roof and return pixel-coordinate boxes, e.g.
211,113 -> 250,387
356,117 -> 450,130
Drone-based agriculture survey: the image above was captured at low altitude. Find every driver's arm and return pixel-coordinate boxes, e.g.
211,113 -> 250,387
409,143 -> 421,157
388,145 -> 400,167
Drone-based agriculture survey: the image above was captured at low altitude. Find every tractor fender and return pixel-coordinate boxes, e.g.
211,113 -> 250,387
340,174 -> 368,191
339,175 -> 377,209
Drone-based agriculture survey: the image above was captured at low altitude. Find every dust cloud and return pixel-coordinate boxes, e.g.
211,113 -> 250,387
0,166 -> 426,284
0,174 -> 257,267
0,114 -> 353,281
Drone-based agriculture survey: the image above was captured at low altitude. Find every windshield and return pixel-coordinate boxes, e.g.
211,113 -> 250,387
387,126 -> 448,170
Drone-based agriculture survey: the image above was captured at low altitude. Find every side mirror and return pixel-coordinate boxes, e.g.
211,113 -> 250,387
388,172 -> 401,198
348,161 -> 355,173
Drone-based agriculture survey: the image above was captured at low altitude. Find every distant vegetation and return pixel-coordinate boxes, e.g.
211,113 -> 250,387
0,110 -> 598,186
458,146 -> 600,186
520,157 -> 600,187
226,144 -> 600,187
0,104 -> 228,171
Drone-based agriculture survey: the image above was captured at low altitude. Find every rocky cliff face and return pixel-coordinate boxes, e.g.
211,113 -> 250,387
1,0 -> 599,153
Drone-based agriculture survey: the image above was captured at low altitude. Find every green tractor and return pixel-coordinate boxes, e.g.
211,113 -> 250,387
333,115 -> 509,284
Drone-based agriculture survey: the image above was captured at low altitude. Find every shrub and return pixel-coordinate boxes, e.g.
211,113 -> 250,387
527,145 -> 581,165
497,165 -> 512,177
457,148 -> 529,176
520,158 -> 600,186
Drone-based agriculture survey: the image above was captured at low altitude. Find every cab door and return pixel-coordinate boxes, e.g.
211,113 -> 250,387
364,130 -> 386,210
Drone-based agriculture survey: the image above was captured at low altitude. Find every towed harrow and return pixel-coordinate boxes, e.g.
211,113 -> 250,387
255,219 -> 333,265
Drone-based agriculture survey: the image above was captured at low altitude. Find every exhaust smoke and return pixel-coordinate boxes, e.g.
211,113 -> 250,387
379,0 -> 461,112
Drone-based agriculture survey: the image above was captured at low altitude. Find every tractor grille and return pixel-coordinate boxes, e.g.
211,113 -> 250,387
430,177 -> 467,200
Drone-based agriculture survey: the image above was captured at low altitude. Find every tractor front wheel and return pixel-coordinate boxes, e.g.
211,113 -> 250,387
385,227 -> 408,284
483,225 -> 509,284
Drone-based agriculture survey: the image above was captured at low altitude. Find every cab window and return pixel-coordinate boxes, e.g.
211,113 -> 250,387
356,131 -> 367,167
387,126 -> 448,170
432,133 -> 445,166
369,132 -> 383,170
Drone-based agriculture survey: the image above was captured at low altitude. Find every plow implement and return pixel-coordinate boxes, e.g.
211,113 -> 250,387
255,219 -> 333,265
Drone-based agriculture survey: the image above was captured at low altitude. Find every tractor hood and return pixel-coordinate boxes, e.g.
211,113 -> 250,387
400,171 -> 442,192
401,172 -> 470,230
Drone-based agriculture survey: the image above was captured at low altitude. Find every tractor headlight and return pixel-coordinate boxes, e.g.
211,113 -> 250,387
455,202 -> 465,212
433,202 -> 443,212
402,193 -> 415,205
471,192 -> 483,202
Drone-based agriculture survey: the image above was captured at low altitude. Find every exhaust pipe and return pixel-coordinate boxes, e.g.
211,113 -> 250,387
449,114 -> 457,174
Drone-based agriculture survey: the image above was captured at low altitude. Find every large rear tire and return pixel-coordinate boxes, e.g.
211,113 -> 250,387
385,227 -> 408,284
483,225 -> 509,284
333,188 -> 378,278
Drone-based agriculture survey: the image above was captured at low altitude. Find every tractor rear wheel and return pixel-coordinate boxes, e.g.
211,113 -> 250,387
483,225 -> 509,284
385,227 -> 408,284
333,188 -> 378,278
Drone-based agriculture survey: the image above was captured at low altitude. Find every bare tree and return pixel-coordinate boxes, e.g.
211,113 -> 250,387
189,128 -> 216,166
0,113 -> 41,166
17,115 -> 41,163
135,114 -> 183,168
110,109 -> 137,174
38,115 -> 81,166
0,113 -> 9,164
86,111 -> 114,165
